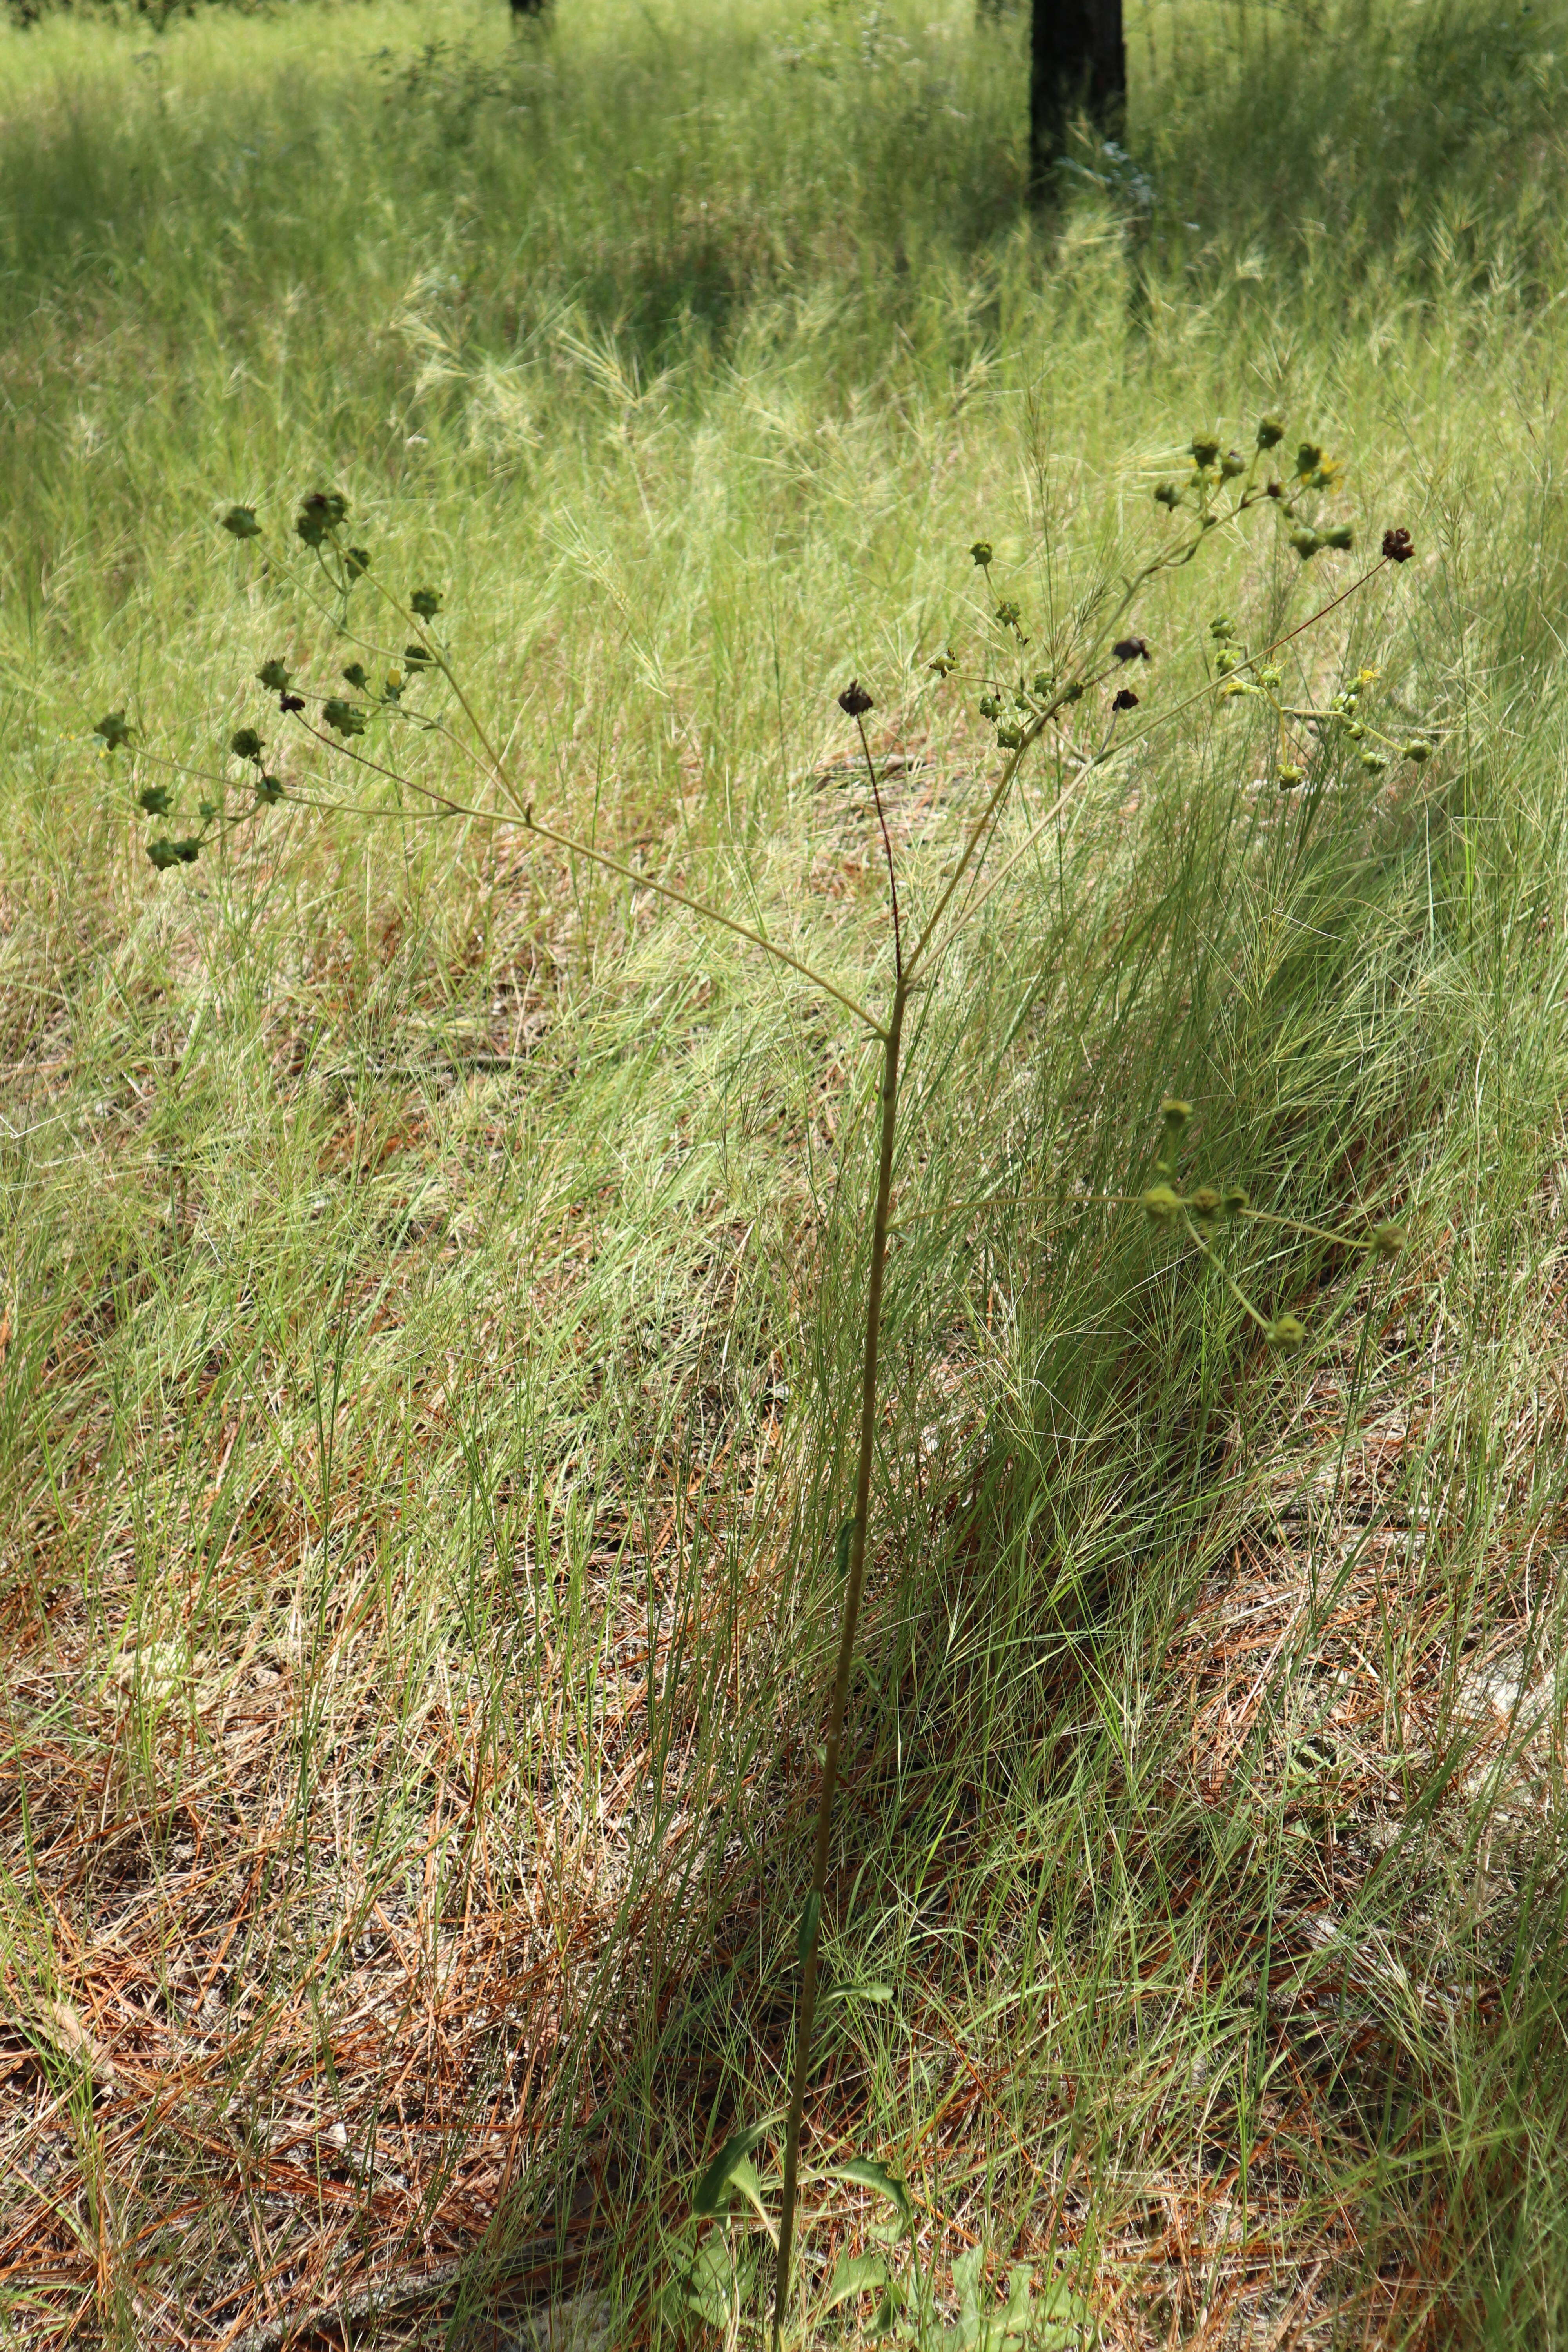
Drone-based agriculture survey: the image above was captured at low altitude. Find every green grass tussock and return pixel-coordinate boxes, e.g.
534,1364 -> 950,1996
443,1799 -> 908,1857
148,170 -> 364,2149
4,0 -> 1568,2345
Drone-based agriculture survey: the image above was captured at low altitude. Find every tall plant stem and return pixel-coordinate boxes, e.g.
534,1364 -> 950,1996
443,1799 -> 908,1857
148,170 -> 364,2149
773,973 -> 907,2350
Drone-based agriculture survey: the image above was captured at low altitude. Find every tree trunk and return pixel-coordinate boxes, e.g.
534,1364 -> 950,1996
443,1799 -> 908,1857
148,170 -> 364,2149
1030,0 -> 1126,194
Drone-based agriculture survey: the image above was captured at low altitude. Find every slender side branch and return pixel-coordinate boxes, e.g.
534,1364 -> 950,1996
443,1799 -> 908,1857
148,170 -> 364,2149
856,712 -> 902,980
520,808 -> 886,1039
1183,1212 -> 1272,1334
287,710 -> 886,1039
296,721 -> 488,820
911,554 -> 1394,984
1111,556 -> 1392,767
312,554 -> 889,1036
930,768 -> 1085,962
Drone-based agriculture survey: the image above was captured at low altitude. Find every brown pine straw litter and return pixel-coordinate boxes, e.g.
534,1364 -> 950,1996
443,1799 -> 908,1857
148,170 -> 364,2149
5,1332 -> 1560,2349
0,1359 -> 772,2346
0,1655 -> 615,2346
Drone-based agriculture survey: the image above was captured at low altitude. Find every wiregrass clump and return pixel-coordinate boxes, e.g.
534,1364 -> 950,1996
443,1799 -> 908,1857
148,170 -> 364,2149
95,415 -> 1428,2345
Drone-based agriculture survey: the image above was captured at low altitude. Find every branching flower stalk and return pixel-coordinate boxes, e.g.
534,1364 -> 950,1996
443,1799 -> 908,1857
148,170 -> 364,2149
95,426 -> 1425,2350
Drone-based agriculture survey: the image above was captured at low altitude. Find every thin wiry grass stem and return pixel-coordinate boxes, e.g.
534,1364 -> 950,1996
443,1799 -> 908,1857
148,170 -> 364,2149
857,711 -> 902,980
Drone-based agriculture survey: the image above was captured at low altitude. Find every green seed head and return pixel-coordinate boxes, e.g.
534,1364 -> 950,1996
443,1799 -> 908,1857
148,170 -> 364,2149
1277,764 -> 1305,788
321,697 -> 367,738
1404,737 -> 1433,764
1209,617 -> 1235,641
341,662 -> 369,691
995,721 -> 1025,749
173,837 -> 201,865
1289,527 -> 1321,560
1360,750 -> 1388,773
94,710 -> 133,750
969,540 -> 993,568
1323,523 -> 1354,550
1190,1185 -> 1222,1222
229,727 -> 264,761
1256,416 -> 1286,450
1160,1097 -> 1192,1128
295,489 -> 347,548
1222,1184 -> 1250,1217
137,785 -> 171,816
1295,442 -> 1323,478
221,504 -> 261,540
1220,449 -> 1247,479
1372,1221 -> 1406,1258
1154,481 -> 1181,509
257,659 -> 290,692
1141,1184 -> 1183,1224
256,773 -> 285,805
1266,1313 -> 1307,1349
978,693 -> 1002,720
409,586 -> 443,620
147,837 -> 180,871
1191,434 -> 1221,470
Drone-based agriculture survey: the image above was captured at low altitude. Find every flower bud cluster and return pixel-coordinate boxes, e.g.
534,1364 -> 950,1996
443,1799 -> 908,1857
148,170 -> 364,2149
121,490 -> 452,877
1139,1096 -> 1408,1352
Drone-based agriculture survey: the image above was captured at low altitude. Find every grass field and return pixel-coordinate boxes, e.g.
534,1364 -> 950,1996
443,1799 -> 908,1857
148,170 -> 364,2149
4,0 -> 1568,2343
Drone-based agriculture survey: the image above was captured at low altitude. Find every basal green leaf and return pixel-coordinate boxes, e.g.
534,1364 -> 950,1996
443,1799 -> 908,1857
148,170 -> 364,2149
820,2249 -> 889,2314
693,2123 -> 769,2220
829,2156 -> 914,2233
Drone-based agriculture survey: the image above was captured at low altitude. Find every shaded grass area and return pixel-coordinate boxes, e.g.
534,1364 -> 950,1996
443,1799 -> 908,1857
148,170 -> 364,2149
3,0 -> 1568,2345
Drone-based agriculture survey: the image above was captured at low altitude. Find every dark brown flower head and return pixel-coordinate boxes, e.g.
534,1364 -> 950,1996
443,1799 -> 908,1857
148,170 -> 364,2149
296,489 -> 348,549
1112,687 -> 1140,712
1381,526 -> 1416,563
279,692 -> 306,714
1113,636 -> 1151,664
838,680 -> 874,717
